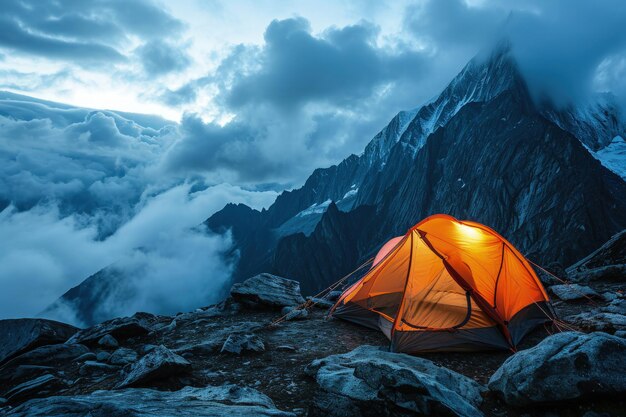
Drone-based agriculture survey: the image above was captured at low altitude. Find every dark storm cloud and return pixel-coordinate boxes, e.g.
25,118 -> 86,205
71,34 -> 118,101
404,0 -> 508,50
158,17 -> 433,184
162,113 -> 286,182
502,0 -> 626,106
218,17 -> 427,109
404,0 -> 626,107
0,0 -> 185,67
136,40 -> 191,76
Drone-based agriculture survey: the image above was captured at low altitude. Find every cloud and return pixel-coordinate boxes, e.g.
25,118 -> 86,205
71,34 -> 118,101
156,17 -> 434,185
0,102 -> 169,232
0,182 -> 277,322
217,17 -> 428,109
502,0 -> 626,106
404,0 -> 509,51
136,40 -> 192,76
0,92 -> 278,322
0,68 -> 78,92
0,0 -> 186,69
403,0 -> 626,107
0,15 -> 126,65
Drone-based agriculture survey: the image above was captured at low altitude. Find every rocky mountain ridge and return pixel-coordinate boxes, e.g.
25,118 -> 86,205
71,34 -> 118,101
206,43 -> 626,296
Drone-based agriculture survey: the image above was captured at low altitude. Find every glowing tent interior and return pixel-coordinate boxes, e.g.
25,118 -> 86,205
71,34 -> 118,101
330,214 -> 555,353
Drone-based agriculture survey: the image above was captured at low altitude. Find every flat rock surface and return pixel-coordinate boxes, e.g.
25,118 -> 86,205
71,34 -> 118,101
305,345 -> 486,417
3,385 -> 296,417
0,319 -> 78,365
489,331 -> 626,406
230,273 -> 306,308
549,284 -> 600,301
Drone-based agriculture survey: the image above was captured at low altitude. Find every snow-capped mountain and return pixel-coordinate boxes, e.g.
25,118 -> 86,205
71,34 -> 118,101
206,42 -> 626,294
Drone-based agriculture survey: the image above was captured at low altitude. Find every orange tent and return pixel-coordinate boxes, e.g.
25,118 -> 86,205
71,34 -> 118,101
330,214 -> 554,352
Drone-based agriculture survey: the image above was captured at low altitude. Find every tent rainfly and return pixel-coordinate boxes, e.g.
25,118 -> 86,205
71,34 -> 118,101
330,214 -> 555,353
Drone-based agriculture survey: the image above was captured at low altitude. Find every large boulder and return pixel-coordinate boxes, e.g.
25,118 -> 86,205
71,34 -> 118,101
488,331 -> 626,406
230,273 -> 305,308
0,319 -> 78,365
3,384 -> 296,416
305,345 -> 485,417
109,348 -> 138,366
67,312 -> 156,345
567,229 -> 626,283
116,345 -> 191,388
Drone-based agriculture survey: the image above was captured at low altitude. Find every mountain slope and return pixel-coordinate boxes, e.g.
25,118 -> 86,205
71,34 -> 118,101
208,43 -> 626,292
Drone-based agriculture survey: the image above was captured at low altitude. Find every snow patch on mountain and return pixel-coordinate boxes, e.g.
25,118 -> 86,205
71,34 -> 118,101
296,200 -> 332,218
594,136 -> 626,180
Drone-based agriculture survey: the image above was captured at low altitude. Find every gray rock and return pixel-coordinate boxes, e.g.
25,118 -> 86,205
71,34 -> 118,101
0,319 -> 78,365
5,374 -> 66,403
109,348 -> 138,365
548,284 -> 600,301
488,331 -> 626,406
75,352 -> 96,362
78,361 -> 118,376
67,312 -> 156,345
615,330 -> 626,338
570,312 -> 626,331
116,345 -> 191,388
0,344 -> 89,370
141,344 -> 158,354
305,345 -> 485,417
230,273 -> 305,308
549,284 -> 600,301
281,306 -> 309,321
3,384 -> 295,416
97,334 -> 119,348
566,299 -> 626,331
602,291 -> 620,302
96,351 -> 111,362
604,298 -> 626,314
221,334 -> 265,354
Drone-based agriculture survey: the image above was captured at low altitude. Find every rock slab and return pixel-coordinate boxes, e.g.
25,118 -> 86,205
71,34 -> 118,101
305,345 -> 485,417
67,312 -> 155,345
488,331 -> 626,406
0,319 -> 78,365
230,273 -> 305,308
549,284 -> 600,301
3,384 -> 296,416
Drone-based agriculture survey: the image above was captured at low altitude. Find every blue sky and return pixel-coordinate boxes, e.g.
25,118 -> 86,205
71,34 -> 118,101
0,0 -> 625,322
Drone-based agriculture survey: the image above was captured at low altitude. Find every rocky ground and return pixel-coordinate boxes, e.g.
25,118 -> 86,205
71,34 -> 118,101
1,233 -> 626,417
